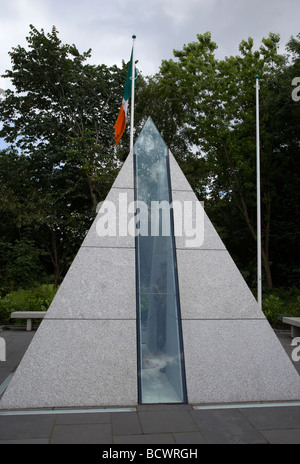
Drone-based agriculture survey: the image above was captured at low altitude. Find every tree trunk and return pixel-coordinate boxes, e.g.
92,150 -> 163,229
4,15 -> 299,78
223,143 -> 273,289
87,175 -> 98,212
51,230 -> 60,289
261,248 -> 273,289
262,198 -> 273,289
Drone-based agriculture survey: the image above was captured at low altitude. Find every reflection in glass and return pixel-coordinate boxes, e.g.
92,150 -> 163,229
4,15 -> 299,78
135,118 -> 187,404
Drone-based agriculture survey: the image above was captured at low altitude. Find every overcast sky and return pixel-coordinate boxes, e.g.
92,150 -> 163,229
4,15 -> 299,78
0,0 -> 300,91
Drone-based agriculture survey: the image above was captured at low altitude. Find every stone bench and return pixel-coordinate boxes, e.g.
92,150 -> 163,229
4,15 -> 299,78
10,311 -> 46,331
282,317 -> 300,338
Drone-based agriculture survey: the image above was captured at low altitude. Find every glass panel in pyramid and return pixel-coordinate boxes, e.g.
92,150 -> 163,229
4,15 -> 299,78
134,118 -> 187,404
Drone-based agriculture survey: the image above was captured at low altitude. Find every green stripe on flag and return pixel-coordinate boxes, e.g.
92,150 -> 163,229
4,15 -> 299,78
123,50 -> 137,101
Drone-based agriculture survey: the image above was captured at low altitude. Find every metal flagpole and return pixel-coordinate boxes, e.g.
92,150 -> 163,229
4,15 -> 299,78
256,75 -> 262,311
130,35 -> 136,155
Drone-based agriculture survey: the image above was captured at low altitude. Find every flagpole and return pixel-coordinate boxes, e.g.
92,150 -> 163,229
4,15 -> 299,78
256,75 -> 262,311
130,35 -> 136,155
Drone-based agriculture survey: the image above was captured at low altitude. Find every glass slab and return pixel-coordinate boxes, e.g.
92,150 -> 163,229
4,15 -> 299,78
134,118 -> 187,404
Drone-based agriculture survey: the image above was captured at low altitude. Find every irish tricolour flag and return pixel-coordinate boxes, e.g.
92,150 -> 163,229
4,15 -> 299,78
114,49 -> 137,145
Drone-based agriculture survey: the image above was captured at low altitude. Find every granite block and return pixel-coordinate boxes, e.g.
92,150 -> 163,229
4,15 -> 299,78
0,320 -> 138,409
177,249 -> 262,319
182,319 -> 300,404
46,247 -> 136,320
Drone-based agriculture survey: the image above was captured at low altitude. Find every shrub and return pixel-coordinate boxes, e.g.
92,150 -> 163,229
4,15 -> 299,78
0,284 -> 58,325
263,288 -> 300,325
263,295 -> 285,324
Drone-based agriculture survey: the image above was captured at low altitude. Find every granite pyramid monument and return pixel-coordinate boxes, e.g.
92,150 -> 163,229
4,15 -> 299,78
1,118 -> 299,409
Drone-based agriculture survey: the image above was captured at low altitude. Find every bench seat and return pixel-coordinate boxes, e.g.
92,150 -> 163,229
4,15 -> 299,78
282,317 -> 300,338
10,311 -> 46,331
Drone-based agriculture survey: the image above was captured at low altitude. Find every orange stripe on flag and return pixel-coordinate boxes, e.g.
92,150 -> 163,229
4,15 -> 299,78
114,103 -> 126,145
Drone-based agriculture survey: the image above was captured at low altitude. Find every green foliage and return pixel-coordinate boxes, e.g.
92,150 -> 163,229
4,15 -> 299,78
0,239 -> 45,293
0,25 -> 299,299
262,295 -> 285,324
262,288 -> 300,324
0,284 -> 58,325
143,31 -> 300,290
0,25 -> 130,288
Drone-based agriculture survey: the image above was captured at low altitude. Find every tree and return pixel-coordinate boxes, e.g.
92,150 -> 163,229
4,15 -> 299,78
0,25 -> 127,211
150,32 -> 299,290
260,33 -> 300,288
0,25 -> 132,288
0,148 -> 44,292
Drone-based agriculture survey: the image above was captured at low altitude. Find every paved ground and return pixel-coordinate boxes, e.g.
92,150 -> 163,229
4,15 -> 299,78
0,326 -> 300,445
